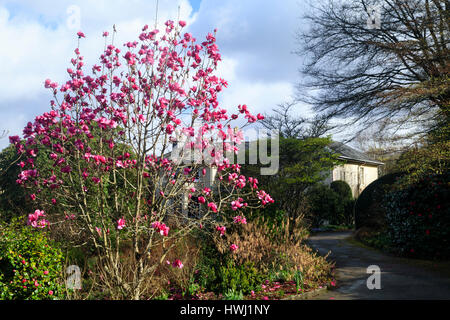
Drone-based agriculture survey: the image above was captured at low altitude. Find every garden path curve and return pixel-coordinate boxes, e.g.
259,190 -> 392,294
306,232 -> 450,300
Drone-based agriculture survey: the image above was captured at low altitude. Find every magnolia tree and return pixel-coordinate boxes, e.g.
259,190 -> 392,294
9,20 -> 274,299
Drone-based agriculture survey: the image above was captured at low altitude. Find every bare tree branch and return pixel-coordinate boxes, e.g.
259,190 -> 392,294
297,0 -> 449,140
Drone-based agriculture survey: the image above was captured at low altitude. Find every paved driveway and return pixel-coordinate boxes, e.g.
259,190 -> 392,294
307,232 -> 450,300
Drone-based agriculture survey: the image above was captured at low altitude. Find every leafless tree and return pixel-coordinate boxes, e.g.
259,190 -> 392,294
261,101 -> 333,139
297,0 -> 449,140
0,130 -> 8,140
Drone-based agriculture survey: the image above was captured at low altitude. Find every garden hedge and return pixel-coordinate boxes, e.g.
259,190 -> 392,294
384,173 -> 450,259
354,172 -> 404,230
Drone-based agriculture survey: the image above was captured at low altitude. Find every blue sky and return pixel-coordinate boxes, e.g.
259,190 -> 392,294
0,0 -> 314,150
190,0 -> 202,12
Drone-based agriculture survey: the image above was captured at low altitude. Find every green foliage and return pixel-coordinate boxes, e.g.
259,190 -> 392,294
357,231 -> 392,252
331,180 -> 354,226
0,219 -> 65,299
0,145 -> 30,221
307,182 -> 355,227
216,260 -> 264,295
194,241 -> 264,296
394,136 -> 449,186
330,180 -> 353,201
277,137 -> 339,186
241,136 -> 339,221
306,184 -> 341,227
354,173 -> 404,230
343,199 -> 356,226
193,241 -> 220,292
223,288 -> 244,300
184,275 -> 201,297
384,173 -> 450,259
153,291 -> 169,300
293,270 -> 304,293
268,269 -> 292,283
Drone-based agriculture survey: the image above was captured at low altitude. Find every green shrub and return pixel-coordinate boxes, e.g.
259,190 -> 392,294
356,230 -> 392,252
330,180 -> 353,201
384,173 -> 450,259
0,220 -> 65,300
194,239 -> 264,295
0,145 -> 31,221
343,199 -> 356,226
355,172 -> 404,230
217,260 -> 264,295
307,184 -> 343,226
331,180 -> 355,226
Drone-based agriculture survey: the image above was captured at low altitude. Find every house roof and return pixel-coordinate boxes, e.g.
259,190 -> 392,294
328,142 -> 384,166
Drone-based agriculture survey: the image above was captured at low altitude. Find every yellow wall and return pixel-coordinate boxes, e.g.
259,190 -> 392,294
329,163 -> 379,198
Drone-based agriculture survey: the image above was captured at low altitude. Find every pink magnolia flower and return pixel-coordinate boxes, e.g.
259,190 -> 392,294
117,218 -> 126,230
44,79 -> 58,89
208,202 -> 218,213
92,177 -> 100,184
77,31 -> 85,38
179,21 -> 186,27
28,210 -> 47,228
9,135 -> 20,144
216,225 -> 226,236
38,219 -> 49,228
172,259 -> 184,269
166,124 -> 175,134
257,190 -> 274,205
231,200 -> 243,211
152,221 -> 170,236
198,196 -> 206,204
233,216 -> 247,225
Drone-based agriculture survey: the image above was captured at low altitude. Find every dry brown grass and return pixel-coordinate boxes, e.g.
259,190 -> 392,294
103,234 -> 203,299
214,216 -> 333,285
63,232 -> 203,300
64,215 -> 332,299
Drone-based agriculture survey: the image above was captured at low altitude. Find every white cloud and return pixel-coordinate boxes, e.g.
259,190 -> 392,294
0,0 -> 194,149
0,0 -> 313,149
189,0 -> 307,83
0,1 -> 194,102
